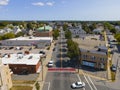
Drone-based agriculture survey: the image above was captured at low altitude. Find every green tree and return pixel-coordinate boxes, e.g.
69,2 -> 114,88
15,32 -> 24,37
63,24 -> 68,31
115,33 -> 120,42
82,23 -> 91,33
2,32 -> 15,40
67,39 -> 79,58
26,22 -> 33,29
52,29 -> 59,40
65,30 -> 72,39
35,82 -> 40,90
104,22 -> 116,34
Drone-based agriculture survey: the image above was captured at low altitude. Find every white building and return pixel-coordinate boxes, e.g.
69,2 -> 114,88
1,36 -> 53,47
13,26 -> 22,34
69,27 -> 86,37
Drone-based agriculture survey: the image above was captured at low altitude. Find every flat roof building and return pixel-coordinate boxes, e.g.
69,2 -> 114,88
1,36 -> 53,48
73,38 -> 108,70
1,53 -> 42,74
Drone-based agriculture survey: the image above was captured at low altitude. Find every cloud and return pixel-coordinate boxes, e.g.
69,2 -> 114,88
32,2 -> 45,6
46,2 -> 54,6
0,0 -> 9,6
32,2 -> 54,7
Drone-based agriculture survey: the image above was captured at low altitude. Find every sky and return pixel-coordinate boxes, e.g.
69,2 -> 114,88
0,0 -> 120,21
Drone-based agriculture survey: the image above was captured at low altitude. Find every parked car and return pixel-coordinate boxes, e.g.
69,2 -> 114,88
111,64 -> 117,72
109,45 -> 114,48
9,47 -> 14,49
47,61 -> 54,67
53,48 -> 55,51
71,82 -> 85,89
39,51 -> 45,54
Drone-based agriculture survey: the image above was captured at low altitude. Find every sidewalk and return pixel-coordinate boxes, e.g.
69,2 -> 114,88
104,31 -> 111,80
78,69 -> 107,80
36,42 -> 55,90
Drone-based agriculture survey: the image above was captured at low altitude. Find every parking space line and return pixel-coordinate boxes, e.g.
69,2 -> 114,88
87,76 -> 97,90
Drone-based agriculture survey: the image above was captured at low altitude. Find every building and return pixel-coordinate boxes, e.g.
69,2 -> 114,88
80,46 -> 108,70
68,26 -> 86,37
0,63 -> 12,90
1,36 -> 53,48
33,25 -> 53,37
93,28 -> 103,34
73,38 -> 108,70
1,53 -> 42,74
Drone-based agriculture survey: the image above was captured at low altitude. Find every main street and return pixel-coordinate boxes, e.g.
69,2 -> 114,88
42,27 -> 119,90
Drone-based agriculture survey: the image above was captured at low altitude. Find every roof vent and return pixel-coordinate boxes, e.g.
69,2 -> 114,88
28,56 -> 33,59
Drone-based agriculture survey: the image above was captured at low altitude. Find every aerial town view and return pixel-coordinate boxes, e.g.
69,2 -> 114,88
0,0 -> 120,90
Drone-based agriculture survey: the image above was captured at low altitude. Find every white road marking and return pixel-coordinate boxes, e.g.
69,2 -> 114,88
77,74 -> 81,81
48,82 -> 50,90
44,82 -> 50,90
82,72 -> 93,90
87,76 -> 97,90
77,74 -> 85,90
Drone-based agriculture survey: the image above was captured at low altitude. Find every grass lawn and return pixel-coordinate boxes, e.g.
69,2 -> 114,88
13,80 -> 35,84
10,86 -> 33,90
111,71 -> 116,81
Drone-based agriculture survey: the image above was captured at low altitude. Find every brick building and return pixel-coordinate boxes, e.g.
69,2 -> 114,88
80,46 -> 108,70
1,53 -> 42,74
33,25 -> 53,37
73,38 -> 108,70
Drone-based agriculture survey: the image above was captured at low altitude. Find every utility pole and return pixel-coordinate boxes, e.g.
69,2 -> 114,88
60,29 -> 62,68
115,56 -> 120,79
41,58 -> 43,81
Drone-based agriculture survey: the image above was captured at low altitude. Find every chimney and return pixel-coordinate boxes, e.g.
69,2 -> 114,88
8,54 -> 10,58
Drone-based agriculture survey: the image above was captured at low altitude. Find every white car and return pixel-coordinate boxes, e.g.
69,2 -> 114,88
47,61 -> 54,67
71,82 -> 85,89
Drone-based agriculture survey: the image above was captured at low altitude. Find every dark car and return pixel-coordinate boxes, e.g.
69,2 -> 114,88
109,45 -> 114,48
9,47 -> 14,49
111,64 -> 117,72
53,48 -> 55,51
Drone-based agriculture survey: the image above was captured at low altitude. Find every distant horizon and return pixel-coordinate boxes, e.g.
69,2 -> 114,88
0,20 -> 120,22
0,0 -> 120,21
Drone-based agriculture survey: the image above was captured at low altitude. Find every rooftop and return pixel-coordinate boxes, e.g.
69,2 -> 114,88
3,36 -> 53,41
37,25 -> 52,31
73,36 -> 105,50
1,53 -> 42,65
80,48 -> 107,55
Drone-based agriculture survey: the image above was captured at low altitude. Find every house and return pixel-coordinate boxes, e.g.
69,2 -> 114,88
33,25 -> 53,37
1,53 -> 42,74
13,26 -> 22,34
93,28 -> 103,34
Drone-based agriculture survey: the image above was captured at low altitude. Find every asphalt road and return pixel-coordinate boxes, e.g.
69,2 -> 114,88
42,28 -> 120,90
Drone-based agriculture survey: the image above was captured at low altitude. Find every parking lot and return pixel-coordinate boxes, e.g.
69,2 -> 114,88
0,46 -> 48,56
